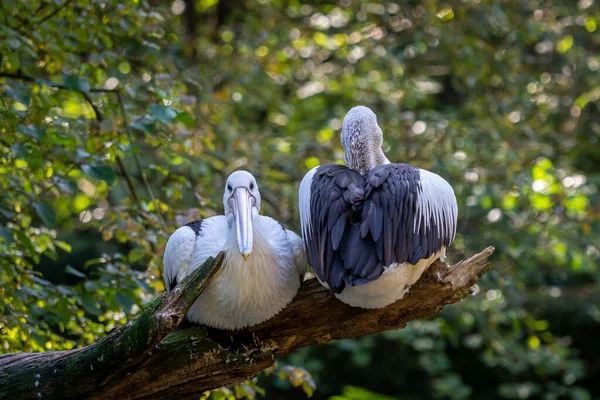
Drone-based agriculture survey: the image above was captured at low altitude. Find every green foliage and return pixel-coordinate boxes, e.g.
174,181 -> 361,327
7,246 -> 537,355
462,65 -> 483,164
330,386 -> 397,400
266,362 -> 317,397
1,0 -> 599,399
200,379 -> 266,400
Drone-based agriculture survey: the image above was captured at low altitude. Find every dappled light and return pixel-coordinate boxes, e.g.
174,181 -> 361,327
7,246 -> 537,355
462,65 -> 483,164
0,0 -> 599,399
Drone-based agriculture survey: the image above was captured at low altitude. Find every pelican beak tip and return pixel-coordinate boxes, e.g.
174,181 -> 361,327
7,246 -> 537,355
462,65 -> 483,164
242,252 -> 250,261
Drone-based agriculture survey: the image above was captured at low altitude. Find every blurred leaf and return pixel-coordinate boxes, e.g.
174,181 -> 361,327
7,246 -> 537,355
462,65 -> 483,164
149,104 -> 176,123
62,75 -> 90,93
5,87 -> 30,106
80,293 -> 102,316
128,247 -> 145,263
54,240 -> 72,253
114,292 -> 135,313
331,386 -> 396,400
176,111 -> 195,128
65,265 -> 85,278
81,164 -> 116,185
17,125 -> 45,140
14,230 -> 36,255
33,201 -> 56,228
0,227 -> 14,245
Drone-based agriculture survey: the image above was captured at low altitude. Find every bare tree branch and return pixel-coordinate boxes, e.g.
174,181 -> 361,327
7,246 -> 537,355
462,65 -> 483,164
0,247 -> 494,400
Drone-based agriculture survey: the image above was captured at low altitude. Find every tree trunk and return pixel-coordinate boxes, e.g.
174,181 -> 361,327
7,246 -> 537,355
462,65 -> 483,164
0,247 -> 494,400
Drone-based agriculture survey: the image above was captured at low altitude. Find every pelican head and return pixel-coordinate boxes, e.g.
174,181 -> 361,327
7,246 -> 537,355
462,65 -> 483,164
223,171 -> 261,260
341,106 -> 389,175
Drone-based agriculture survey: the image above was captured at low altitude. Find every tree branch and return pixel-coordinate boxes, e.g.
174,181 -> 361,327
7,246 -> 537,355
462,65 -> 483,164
0,247 -> 493,400
116,91 -> 168,232
0,253 -> 224,400
31,0 -> 74,31
115,155 -> 142,206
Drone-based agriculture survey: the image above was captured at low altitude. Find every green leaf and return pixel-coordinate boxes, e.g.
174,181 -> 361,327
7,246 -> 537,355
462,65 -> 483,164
134,277 -> 152,292
531,193 -> 552,210
114,292 -> 135,313
142,39 -> 160,51
0,227 -> 14,245
14,229 -> 36,255
5,87 -> 30,106
44,248 -> 58,261
130,122 -> 156,134
17,125 -> 45,140
65,265 -> 86,278
0,206 -> 16,219
6,51 -> 20,71
80,293 -> 102,316
149,104 -> 176,123
57,285 -> 76,296
84,257 -> 107,268
128,247 -> 145,263
176,111 -> 195,128
57,177 -> 78,194
62,75 -> 90,93
81,164 -> 116,185
5,37 -> 21,49
33,201 -> 56,227
208,391 -> 230,400
84,280 -> 99,291
55,240 -> 72,252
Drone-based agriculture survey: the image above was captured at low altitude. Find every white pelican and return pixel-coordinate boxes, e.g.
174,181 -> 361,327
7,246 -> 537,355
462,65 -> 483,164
299,106 -> 458,309
163,171 -> 306,329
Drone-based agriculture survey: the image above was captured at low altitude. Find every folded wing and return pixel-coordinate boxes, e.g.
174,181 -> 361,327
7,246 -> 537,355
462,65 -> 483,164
299,164 -> 457,294
163,220 -> 202,291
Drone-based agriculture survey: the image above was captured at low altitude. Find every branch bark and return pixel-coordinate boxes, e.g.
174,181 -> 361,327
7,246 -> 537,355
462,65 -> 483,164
0,253 -> 224,400
0,247 -> 494,400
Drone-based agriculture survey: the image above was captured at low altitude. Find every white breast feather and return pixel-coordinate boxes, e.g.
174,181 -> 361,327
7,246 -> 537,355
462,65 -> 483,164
186,214 -> 301,329
335,249 -> 445,308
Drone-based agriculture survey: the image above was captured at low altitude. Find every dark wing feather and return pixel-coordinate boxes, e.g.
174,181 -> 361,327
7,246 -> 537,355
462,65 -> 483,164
304,163 -> 457,294
365,164 -> 457,267
331,212 -> 347,251
305,165 -> 364,293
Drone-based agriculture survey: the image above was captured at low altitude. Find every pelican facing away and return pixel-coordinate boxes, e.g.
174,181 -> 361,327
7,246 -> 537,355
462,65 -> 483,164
299,106 -> 458,309
163,171 -> 306,329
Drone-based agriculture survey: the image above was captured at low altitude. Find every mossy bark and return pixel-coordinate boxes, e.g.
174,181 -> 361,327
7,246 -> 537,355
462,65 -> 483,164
0,253 -> 224,400
0,247 -> 494,400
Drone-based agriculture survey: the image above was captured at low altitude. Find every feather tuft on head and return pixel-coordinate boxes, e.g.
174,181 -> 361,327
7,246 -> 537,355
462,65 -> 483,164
340,106 -> 388,174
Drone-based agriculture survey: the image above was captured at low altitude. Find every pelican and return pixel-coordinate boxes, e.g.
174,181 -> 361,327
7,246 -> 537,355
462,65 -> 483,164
163,171 -> 306,329
299,106 -> 458,309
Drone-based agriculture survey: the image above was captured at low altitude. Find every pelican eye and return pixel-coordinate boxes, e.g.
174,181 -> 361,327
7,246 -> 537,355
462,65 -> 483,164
227,184 -> 232,192
249,182 -> 255,191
